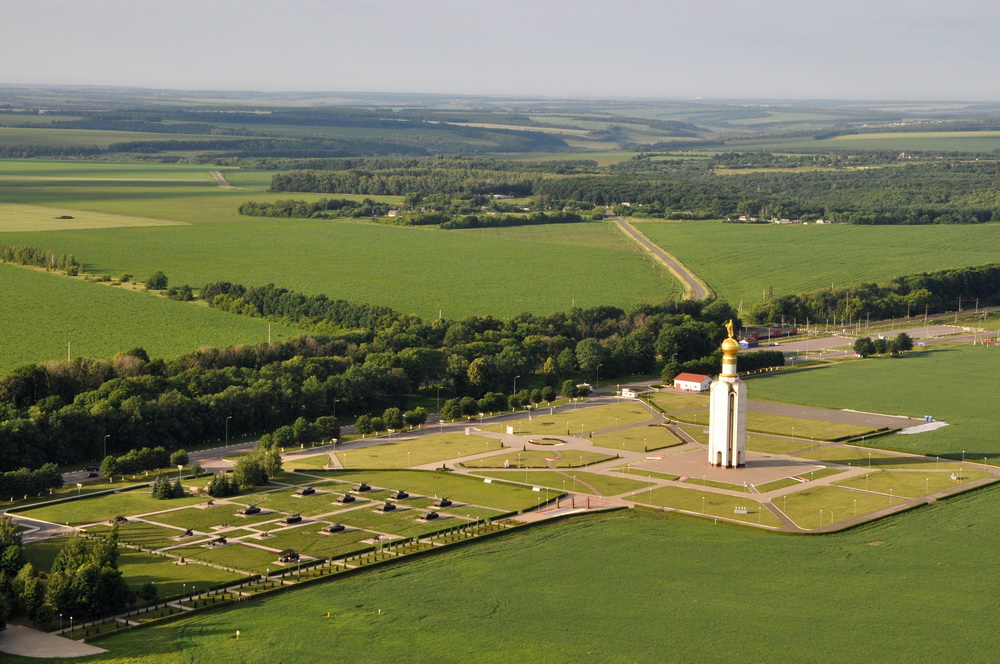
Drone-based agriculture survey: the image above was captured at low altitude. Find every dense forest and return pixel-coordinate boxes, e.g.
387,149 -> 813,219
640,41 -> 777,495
268,154 -> 1000,224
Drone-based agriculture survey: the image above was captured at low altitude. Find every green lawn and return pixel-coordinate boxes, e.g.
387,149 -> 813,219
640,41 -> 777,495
19,488 -> 1000,664
776,485 -> 897,529
143,504 -> 281,533
233,487 -> 349,517
87,521 -> 187,550
670,405 -> 874,441
17,491 -> 203,527
748,346 -> 1000,464
833,470 -> 994,498
747,436 -> 813,455
307,470 -> 540,513
336,433 -> 504,469
0,263 -> 301,373
464,449 -> 613,470
591,423 -> 682,452
636,220 -> 1000,308
241,526 -> 374,560
472,470 -> 652,497
480,402 -> 655,437
636,486 -> 783,527
167,542 -> 292,575
118,550 -> 244,598
644,390 -> 710,413
333,506 -> 455,538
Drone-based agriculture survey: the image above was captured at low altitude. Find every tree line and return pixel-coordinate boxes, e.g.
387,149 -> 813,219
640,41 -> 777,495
0,290 -> 749,472
747,264 -> 1000,324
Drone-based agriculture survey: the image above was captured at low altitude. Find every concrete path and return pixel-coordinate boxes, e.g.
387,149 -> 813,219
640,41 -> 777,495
0,624 -> 106,658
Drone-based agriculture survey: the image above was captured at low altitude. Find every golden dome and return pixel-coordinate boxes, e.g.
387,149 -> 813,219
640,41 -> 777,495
721,337 -> 740,355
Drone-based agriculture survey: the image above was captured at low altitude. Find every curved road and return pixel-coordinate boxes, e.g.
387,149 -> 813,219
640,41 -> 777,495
608,213 -> 710,300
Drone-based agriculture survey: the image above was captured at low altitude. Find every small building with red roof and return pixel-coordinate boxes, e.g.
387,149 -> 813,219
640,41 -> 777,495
673,372 -> 712,392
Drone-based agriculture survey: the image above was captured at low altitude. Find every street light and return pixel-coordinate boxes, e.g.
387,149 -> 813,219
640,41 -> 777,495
177,465 -> 184,481
104,434 -> 110,458
596,363 -> 603,389
513,375 -> 520,396
225,416 -> 232,445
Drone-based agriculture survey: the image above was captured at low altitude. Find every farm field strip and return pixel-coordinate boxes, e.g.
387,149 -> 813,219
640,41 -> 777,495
635,220 -> 1000,307
0,263 -> 302,374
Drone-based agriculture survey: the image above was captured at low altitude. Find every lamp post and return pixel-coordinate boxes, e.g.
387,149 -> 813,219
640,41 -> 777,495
596,363 -> 602,389
225,416 -> 232,445
177,465 -> 184,481
513,375 -> 520,396
333,399 -> 339,420
104,434 -> 110,458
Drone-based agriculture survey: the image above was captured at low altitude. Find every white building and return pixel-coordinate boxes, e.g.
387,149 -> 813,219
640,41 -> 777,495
619,386 -> 642,398
673,373 -> 711,392
708,328 -> 747,468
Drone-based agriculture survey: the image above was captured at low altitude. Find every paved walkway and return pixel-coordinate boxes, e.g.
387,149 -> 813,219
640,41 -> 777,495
0,624 -> 106,658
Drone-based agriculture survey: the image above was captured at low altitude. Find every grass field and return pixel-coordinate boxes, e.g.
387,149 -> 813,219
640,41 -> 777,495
591,423 -> 682,452
748,345 -> 1000,462
832,470 -> 992,498
0,263 -> 302,373
18,484 -> 1000,663
167,542 -> 289,574
778,485 -> 898,528
635,220 -> 1000,307
306,470 -> 541,513
18,490 -> 203,526
636,486 -> 783,526
4,218 -> 674,320
472,470 -> 651,496
463,449 -> 613,469
242,526 -> 373,560
0,159 -> 676,322
480,402 -> 655,437
335,433 -> 504,469
734,130 -> 1000,152
143,504 -> 281,532
0,202 -> 189,232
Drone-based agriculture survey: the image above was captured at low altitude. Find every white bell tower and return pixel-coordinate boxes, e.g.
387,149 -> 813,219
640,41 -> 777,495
708,321 -> 747,468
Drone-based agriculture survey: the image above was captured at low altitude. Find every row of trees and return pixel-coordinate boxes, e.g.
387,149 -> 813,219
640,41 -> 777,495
0,243 -> 80,275
0,463 -> 62,501
99,447 -> 188,479
747,264 -> 1000,324
854,333 -> 914,357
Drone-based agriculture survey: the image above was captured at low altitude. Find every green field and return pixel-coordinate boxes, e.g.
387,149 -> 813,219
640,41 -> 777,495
473,469 -> 652,496
60,493 -> 1000,664
464,449 -> 613,469
734,130 -> 1000,152
335,433 -> 504,469
0,263 -> 302,373
480,402 -> 656,437
4,218 -> 674,320
748,345 -> 1000,462
309,470 -> 540,513
636,220 -> 1000,307
17,490 -> 203,526
591,423 -> 682,452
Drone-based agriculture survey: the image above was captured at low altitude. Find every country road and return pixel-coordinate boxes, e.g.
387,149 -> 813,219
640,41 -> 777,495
209,170 -> 233,188
608,213 -> 711,300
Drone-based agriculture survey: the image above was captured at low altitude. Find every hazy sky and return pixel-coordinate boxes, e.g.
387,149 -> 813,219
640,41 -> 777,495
3,0 -> 999,100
